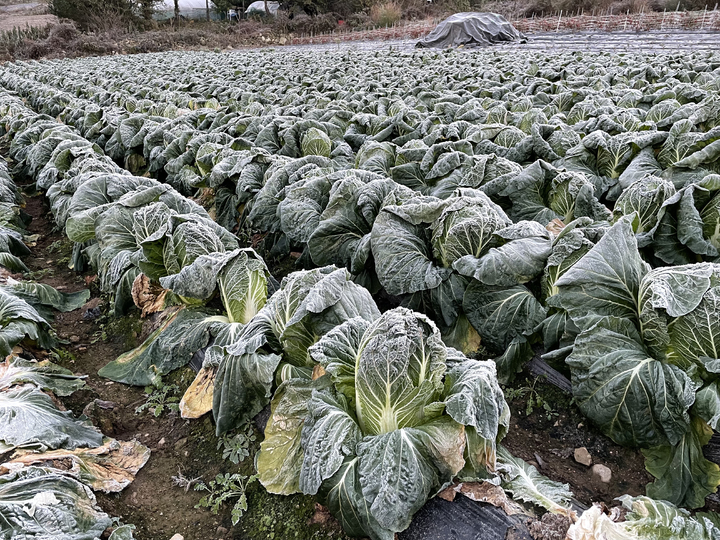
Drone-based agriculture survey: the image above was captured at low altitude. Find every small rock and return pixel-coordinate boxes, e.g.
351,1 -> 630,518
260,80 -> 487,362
574,447 -> 592,466
158,437 -> 166,447
592,464 -> 612,483
78,347 -> 87,352
170,535 -> 184,540
534,452 -> 545,470
83,307 -> 101,321
96,400 -> 116,409
216,526 -> 228,536
69,335 -> 80,343
82,399 -> 116,418
279,36 -> 287,45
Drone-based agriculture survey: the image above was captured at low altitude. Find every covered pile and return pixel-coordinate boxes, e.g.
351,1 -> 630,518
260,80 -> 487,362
417,12 -> 525,49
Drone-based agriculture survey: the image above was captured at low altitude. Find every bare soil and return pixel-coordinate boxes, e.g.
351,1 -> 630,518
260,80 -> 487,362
0,13 -> 55,31
502,377 -> 652,508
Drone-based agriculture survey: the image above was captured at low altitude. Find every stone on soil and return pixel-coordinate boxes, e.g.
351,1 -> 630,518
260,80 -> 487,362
574,447 -> 592,466
592,464 -> 612,483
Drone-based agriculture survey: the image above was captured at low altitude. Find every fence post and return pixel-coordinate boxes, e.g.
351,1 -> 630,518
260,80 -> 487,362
556,10 -> 562,32
661,9 -> 667,29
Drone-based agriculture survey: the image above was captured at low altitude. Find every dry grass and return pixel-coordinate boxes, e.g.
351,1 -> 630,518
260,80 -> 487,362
370,1 -> 402,27
0,19 -> 293,61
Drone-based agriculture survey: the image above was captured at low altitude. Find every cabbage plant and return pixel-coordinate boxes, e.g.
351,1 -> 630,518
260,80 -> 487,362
554,219 -> 720,508
211,266 -> 380,435
255,307 -> 509,540
98,248 -> 271,387
654,175 -> 720,265
612,175 -> 675,247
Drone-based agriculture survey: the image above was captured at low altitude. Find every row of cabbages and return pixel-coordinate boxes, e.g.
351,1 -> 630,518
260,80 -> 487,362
3,49 -> 720,536
0,153 -> 145,540
0,160 -> 35,273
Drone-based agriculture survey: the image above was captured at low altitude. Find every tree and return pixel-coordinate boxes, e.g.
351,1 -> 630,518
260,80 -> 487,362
138,0 -> 162,20
174,0 -> 180,23
49,0 -> 163,30
264,0 -> 269,14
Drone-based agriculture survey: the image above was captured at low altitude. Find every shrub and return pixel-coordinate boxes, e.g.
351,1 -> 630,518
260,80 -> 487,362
274,12 -> 340,33
649,0 -> 710,9
327,0 -> 363,17
611,0 -> 651,13
345,12 -> 374,28
400,0 -> 429,21
551,0 -> 614,12
370,1 -> 402,27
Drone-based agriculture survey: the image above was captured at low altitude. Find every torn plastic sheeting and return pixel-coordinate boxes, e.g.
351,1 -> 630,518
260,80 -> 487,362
398,493 -> 533,540
416,12 -> 526,49
245,1 -> 280,15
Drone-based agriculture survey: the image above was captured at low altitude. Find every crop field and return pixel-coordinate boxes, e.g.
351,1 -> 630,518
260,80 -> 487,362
1,45 -> 720,540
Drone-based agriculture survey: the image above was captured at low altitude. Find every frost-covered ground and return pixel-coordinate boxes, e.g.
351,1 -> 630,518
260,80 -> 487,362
270,30 -> 720,53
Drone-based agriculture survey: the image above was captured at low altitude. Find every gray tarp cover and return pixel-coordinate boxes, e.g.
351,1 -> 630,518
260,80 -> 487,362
416,12 -> 525,48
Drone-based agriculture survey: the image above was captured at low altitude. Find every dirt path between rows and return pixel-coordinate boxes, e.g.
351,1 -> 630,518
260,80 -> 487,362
21,193 -> 232,540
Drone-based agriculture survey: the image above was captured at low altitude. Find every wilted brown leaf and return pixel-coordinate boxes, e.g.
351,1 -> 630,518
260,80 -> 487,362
437,484 -> 458,502
439,481 -> 525,516
312,364 -> 326,380
1,438 -> 150,492
546,218 -> 566,236
179,365 -> 217,419
131,274 -> 168,318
